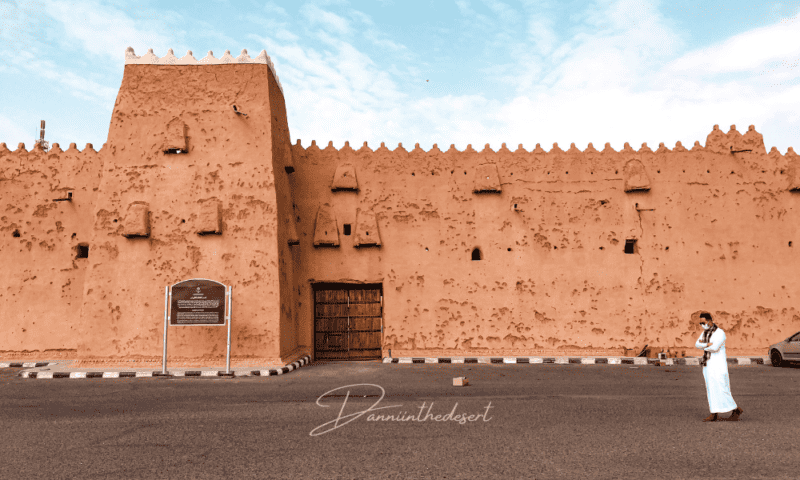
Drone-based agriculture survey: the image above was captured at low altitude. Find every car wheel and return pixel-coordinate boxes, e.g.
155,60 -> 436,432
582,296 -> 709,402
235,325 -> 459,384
770,350 -> 784,367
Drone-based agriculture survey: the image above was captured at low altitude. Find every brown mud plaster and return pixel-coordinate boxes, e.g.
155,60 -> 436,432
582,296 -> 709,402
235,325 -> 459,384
0,49 -> 795,361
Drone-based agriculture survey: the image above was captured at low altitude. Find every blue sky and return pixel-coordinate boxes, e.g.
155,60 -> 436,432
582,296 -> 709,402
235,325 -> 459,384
1,0 -> 799,152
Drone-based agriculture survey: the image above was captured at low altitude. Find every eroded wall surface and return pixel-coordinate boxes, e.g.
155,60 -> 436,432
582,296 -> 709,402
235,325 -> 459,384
0,142 -> 103,358
291,126 -> 800,357
73,63 -> 298,362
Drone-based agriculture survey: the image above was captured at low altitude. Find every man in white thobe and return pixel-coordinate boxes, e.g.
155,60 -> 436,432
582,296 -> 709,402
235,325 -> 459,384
694,312 -> 743,422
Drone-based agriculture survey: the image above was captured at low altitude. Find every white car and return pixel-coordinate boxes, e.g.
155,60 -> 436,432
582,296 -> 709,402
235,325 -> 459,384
768,331 -> 800,367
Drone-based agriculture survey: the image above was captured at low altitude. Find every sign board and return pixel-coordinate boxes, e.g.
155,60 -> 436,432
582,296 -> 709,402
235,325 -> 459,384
170,279 -> 226,326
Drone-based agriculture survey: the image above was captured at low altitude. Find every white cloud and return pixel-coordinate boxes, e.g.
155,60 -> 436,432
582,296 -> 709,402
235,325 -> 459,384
300,4 -> 351,36
4,50 -> 117,105
664,12 -> 800,74
0,113 -> 32,147
42,0 -> 177,64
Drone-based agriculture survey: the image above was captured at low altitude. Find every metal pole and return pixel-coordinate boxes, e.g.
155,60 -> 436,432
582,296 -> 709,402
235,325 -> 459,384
162,286 -> 169,374
225,285 -> 232,374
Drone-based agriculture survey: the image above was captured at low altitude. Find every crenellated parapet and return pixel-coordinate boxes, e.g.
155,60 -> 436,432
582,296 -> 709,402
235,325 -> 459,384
0,141 -> 105,183
123,47 -> 283,95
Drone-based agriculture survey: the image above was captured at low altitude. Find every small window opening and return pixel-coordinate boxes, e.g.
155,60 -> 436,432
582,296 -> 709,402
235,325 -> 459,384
510,173 -> 513,176
565,171 -> 568,174
600,200 -> 608,205
507,248 -> 512,251
412,172 -> 415,176
431,171 -> 434,175
707,170 -> 710,173
789,241 -> 793,247
164,148 -> 185,154
471,248 -> 482,261
665,246 -> 669,251
365,231 -> 370,236
554,246 -> 557,249
599,246 -> 604,250
425,247 -> 429,251
113,219 -> 117,223
451,170 -> 454,174
624,239 -> 637,254
12,229 -> 20,238
76,244 -> 89,259
657,170 -> 660,173
615,170 -> 618,174
71,233 -> 76,239
181,219 -> 185,224
683,170 -> 685,173
343,224 -> 351,235
781,170 -> 785,174
464,171 -> 467,175
513,204 -> 518,209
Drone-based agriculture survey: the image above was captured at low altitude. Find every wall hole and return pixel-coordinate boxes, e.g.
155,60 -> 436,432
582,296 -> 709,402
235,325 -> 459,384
343,224 -> 351,235
599,246 -> 604,250
666,246 -> 669,251
731,171 -> 734,174
113,219 -> 117,223
554,246 -> 557,249
789,241 -> 792,247
12,229 -> 20,238
71,233 -> 76,239
412,172 -> 415,176
366,231 -> 369,236
707,170 -> 710,173
683,170 -> 685,173
181,219 -> 185,223
425,247 -> 429,251
566,171 -> 568,174
624,239 -> 637,254
451,170 -> 454,174
657,170 -> 660,173
464,171 -> 467,175
781,170 -> 785,174
471,248 -> 482,261
297,216 -> 300,222
600,200 -> 608,205
76,244 -> 89,259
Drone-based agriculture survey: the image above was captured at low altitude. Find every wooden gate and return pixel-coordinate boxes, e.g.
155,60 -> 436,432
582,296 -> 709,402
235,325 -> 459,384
314,283 -> 382,360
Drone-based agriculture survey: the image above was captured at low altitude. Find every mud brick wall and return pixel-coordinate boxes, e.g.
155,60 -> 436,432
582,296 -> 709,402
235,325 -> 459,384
291,125 -> 800,357
72,62 -> 297,362
0,142 -> 103,358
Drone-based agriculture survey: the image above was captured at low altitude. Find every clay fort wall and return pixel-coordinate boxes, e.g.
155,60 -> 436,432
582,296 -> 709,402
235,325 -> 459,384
291,125 -> 800,357
2,45 -> 800,360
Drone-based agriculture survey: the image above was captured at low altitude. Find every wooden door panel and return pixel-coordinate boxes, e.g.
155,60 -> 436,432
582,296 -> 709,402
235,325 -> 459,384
314,285 -> 382,360
315,317 -> 348,332
350,331 -> 381,350
349,316 -> 381,331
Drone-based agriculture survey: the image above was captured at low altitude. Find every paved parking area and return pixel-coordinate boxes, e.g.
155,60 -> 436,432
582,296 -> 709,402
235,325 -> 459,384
1,360 -> 797,479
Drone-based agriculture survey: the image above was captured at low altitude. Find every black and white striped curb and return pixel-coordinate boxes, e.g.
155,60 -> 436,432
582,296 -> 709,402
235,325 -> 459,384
0,362 -> 54,368
382,356 -> 768,366
16,355 -> 311,379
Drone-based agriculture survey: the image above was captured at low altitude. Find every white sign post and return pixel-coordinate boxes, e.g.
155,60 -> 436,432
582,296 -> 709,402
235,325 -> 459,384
161,279 -> 232,376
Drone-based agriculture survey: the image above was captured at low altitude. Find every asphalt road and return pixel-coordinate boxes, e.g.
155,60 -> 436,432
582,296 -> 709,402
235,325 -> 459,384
1,361 -> 798,480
